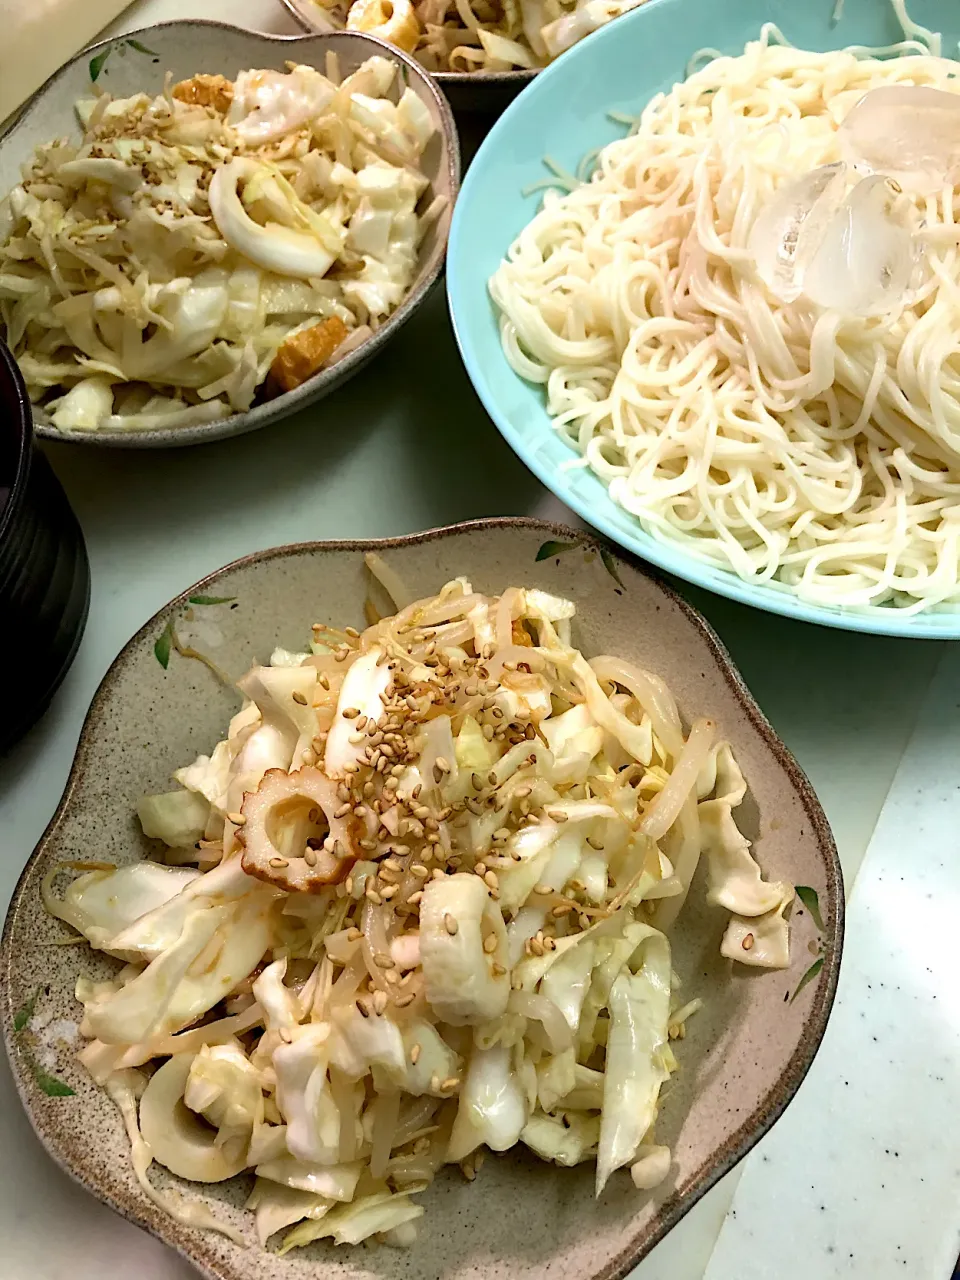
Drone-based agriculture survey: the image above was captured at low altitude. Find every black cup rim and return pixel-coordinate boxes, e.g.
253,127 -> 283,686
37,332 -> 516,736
0,339 -> 32,542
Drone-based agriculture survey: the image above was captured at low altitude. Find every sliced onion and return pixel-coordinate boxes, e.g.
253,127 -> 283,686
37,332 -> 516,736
508,990 -> 573,1054
369,1089 -> 401,1179
209,158 -> 338,278
589,656 -> 683,760
640,719 -> 715,842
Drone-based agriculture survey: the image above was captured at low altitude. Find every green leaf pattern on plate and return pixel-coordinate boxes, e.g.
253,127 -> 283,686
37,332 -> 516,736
154,619 -> 174,669
535,539 -> 580,562
89,38 -> 159,82
788,886 -> 829,1003
535,538 -> 627,589
795,884 -> 825,932
790,956 -> 824,1005
11,987 -> 74,1096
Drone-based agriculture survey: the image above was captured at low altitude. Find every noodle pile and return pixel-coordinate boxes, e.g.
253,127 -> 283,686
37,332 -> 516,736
490,18 -> 960,611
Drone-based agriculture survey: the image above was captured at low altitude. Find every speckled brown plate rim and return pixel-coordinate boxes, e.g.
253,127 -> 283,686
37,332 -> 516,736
0,20 -> 461,450
0,516 -> 843,1278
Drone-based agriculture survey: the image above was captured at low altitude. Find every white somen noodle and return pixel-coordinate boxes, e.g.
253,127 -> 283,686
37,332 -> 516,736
490,10 -> 960,612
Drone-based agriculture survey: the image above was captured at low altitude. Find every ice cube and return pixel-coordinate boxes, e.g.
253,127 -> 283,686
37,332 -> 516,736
802,175 -> 916,315
747,162 -> 848,303
838,84 -> 960,194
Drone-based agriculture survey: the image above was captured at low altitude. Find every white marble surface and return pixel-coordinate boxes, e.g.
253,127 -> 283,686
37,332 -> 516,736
0,3 -> 951,1277
705,643 -> 960,1280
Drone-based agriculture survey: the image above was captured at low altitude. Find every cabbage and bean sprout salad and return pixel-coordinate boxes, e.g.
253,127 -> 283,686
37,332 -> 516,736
307,0 -> 649,71
0,57 -> 440,433
46,569 -> 793,1251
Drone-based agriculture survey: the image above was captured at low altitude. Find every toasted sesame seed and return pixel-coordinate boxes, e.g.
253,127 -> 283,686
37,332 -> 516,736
430,1075 -> 441,1092
374,952 -> 395,968
227,812 -> 246,827
492,962 -> 506,976
334,803 -> 351,818
578,913 -> 591,929
483,934 -> 498,954
515,785 -> 532,798
407,890 -> 424,905
742,933 -> 755,951
444,913 -> 459,935
269,856 -> 289,868
484,870 -> 499,890
552,902 -> 575,918
586,836 -> 604,850
318,673 -> 330,690
304,848 -> 318,867
346,927 -> 362,941
345,876 -> 355,895
395,991 -> 417,1008
366,887 -> 383,905
410,1043 -> 422,1064
292,690 -> 308,706
483,724 -> 495,741
380,884 -> 399,900
534,883 -> 553,895
530,938 -> 544,956
342,707 -> 360,719
546,809 -> 569,823
372,990 -> 388,1014
345,626 -> 360,638
432,867 -> 445,881
441,1076 -> 460,1092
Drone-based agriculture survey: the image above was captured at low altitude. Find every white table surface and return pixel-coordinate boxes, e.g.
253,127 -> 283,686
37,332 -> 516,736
0,2 -> 950,1277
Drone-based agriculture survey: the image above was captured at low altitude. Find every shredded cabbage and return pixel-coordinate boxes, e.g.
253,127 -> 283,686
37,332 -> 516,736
0,59 -> 437,432
334,0 -> 651,72
49,574 -> 792,1250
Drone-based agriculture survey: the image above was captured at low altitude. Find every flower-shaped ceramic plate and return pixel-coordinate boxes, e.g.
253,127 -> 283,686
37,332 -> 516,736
0,21 -> 459,449
1,518 -> 842,1280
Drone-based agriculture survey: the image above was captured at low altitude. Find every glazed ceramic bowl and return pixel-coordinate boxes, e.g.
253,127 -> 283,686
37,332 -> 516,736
0,338 -> 89,752
1,518 -> 842,1279
280,0 -> 535,114
0,21 -> 459,449
447,0 -> 960,638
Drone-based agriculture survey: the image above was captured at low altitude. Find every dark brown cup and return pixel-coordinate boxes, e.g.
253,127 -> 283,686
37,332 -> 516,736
0,339 -> 90,752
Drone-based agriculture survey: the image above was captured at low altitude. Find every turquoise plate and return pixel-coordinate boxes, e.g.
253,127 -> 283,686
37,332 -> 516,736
447,0 -> 960,638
